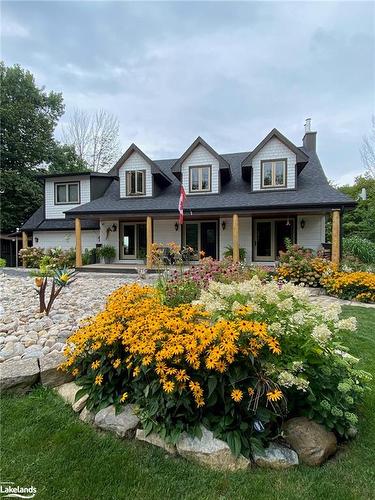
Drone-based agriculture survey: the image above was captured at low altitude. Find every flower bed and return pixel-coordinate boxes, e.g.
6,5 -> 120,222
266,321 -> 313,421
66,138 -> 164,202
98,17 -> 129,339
277,242 -> 334,287
277,242 -> 375,303
62,279 -> 371,457
321,271 -> 375,303
157,257 -> 272,307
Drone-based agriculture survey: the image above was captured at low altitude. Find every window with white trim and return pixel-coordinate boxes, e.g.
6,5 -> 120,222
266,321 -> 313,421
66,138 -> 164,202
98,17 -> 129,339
126,170 -> 146,196
55,182 -> 80,204
261,160 -> 287,188
189,166 -> 211,192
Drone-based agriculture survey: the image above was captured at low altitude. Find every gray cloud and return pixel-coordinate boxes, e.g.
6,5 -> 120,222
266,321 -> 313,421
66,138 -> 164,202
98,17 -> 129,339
2,0 -> 374,184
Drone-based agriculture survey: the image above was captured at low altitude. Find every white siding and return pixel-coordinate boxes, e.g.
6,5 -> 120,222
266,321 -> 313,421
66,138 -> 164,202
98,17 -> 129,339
252,137 -> 296,191
219,217 -> 252,262
33,230 -> 99,250
154,220 -> 181,245
45,176 -> 91,219
297,215 -> 326,250
181,145 -> 220,194
100,220 -> 120,261
118,152 -> 152,198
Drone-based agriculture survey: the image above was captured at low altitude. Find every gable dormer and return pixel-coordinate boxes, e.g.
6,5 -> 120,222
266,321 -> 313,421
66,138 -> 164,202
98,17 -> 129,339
171,137 -> 231,195
241,129 -> 309,191
110,144 -> 172,198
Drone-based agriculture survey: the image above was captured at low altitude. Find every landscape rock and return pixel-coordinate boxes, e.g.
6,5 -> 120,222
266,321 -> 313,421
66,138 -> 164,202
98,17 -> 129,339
55,381 -> 88,411
40,351 -> 73,387
95,404 -> 140,438
136,429 -> 176,454
0,273 -> 157,364
252,442 -> 299,469
283,417 -> 337,466
79,406 -> 96,424
176,426 -> 250,471
0,358 -> 39,394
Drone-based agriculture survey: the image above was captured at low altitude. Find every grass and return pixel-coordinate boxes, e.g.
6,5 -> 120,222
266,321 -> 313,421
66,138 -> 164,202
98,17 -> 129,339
1,306 -> 375,500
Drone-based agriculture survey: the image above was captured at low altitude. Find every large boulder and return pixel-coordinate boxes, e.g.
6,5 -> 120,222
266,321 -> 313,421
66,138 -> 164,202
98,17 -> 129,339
253,442 -> 299,469
95,405 -> 140,438
283,417 -> 337,466
55,382 -> 88,412
0,358 -> 39,394
136,429 -> 176,454
176,426 -> 250,471
39,351 -> 73,388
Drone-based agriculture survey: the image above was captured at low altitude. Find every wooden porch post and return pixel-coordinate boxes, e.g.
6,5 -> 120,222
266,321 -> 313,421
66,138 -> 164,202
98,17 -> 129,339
75,218 -> 82,268
146,216 -> 153,269
22,232 -> 28,267
331,209 -> 340,266
232,214 -> 240,263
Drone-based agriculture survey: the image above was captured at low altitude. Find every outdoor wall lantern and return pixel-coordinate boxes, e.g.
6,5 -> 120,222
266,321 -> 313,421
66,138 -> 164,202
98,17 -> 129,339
221,221 -> 226,230
300,219 -> 306,229
35,237 -> 39,243
174,222 -> 179,231
111,224 -> 117,232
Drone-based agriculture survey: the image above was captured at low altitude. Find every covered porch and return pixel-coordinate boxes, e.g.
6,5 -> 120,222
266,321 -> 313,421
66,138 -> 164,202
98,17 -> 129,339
72,208 -> 342,270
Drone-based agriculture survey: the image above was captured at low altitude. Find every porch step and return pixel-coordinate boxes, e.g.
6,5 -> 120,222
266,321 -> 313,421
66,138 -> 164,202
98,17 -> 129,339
76,265 -> 159,274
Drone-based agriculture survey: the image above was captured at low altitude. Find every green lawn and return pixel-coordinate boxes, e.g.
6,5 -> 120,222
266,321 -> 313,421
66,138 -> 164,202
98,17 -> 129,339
1,306 -> 375,500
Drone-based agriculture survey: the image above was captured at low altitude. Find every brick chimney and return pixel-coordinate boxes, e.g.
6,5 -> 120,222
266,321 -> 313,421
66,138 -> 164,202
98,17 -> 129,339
303,118 -> 317,152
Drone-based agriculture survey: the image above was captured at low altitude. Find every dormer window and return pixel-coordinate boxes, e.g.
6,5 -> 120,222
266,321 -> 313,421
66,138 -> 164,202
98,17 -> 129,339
55,182 -> 80,204
126,170 -> 146,196
189,166 -> 211,193
261,160 -> 287,188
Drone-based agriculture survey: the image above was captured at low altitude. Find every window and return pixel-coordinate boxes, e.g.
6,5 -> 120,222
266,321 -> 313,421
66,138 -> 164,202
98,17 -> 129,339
261,160 -> 287,188
126,170 -> 146,195
189,166 -> 211,192
55,182 -> 80,204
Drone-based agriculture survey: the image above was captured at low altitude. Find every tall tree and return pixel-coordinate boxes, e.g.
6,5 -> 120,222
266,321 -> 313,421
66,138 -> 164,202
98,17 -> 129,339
0,63 -> 64,232
47,143 -> 89,174
360,115 -> 375,179
339,176 -> 375,242
62,108 -> 120,172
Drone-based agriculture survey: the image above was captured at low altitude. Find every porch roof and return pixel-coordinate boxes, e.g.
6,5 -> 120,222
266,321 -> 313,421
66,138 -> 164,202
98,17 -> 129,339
65,149 -> 355,219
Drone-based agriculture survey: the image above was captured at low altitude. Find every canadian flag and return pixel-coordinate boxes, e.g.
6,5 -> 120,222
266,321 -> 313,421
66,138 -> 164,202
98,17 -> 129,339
178,184 -> 186,225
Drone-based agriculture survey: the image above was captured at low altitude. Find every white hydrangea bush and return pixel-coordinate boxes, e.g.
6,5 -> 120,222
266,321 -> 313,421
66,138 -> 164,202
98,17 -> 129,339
195,277 -> 371,437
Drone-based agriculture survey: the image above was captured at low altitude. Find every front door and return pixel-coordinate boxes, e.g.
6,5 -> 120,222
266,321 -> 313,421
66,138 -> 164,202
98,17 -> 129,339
200,222 -> 217,259
254,220 -> 273,261
184,221 -> 217,260
275,220 -> 294,257
120,223 -> 146,259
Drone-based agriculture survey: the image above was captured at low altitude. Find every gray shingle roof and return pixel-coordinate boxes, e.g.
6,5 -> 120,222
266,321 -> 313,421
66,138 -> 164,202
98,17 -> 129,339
65,148 -> 355,217
21,207 -> 99,231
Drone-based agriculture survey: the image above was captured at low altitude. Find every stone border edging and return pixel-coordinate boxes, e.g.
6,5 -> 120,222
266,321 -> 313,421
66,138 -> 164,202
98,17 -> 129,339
0,356 -> 341,471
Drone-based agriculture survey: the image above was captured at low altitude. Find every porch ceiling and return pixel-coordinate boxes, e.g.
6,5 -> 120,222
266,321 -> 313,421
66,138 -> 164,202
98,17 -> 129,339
69,207 -> 331,221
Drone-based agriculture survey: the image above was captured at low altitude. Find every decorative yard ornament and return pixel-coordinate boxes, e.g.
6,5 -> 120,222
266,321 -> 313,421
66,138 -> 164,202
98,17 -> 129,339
32,267 -> 77,315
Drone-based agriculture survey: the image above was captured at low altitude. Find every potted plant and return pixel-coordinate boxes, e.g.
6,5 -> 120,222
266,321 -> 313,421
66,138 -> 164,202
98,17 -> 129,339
99,244 -> 116,264
224,245 -> 247,262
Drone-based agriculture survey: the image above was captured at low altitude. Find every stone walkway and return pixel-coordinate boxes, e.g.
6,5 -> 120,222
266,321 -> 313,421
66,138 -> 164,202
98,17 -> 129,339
0,272 -> 373,365
0,272 -> 155,363
306,287 -> 375,309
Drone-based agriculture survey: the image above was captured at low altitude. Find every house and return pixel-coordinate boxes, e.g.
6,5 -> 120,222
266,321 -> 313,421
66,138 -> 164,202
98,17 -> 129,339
20,121 -> 355,269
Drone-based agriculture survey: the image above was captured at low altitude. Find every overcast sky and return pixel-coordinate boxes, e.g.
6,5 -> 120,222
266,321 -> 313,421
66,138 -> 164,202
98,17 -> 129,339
2,1 -> 374,185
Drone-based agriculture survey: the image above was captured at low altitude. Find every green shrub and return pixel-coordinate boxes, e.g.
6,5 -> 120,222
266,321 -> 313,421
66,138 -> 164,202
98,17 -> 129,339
224,245 -> 247,262
82,248 -> 98,265
0,258 -> 6,268
98,245 -> 116,263
18,246 -> 45,268
343,236 -> 375,264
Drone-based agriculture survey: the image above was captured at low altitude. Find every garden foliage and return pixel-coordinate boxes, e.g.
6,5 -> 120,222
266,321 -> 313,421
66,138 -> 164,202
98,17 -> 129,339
62,279 -> 371,455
